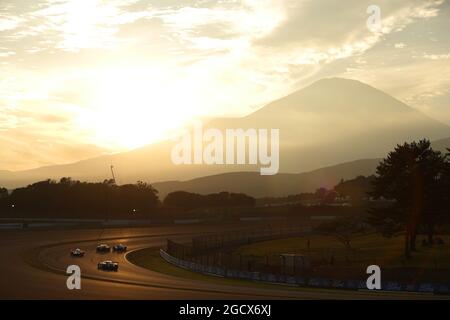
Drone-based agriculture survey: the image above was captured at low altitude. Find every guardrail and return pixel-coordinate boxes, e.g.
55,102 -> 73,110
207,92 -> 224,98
0,217 -> 221,230
0,223 -> 23,230
160,249 -> 450,295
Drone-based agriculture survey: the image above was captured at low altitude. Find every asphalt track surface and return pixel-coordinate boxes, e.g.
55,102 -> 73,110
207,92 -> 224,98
0,225 -> 447,300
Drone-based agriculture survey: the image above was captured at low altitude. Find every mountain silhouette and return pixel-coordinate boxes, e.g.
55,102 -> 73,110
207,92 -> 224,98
1,78 -> 449,191
208,78 -> 450,172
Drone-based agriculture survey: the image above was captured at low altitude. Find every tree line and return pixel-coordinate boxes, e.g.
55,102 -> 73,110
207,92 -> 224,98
0,178 -> 255,218
163,190 -> 255,210
0,178 -> 160,218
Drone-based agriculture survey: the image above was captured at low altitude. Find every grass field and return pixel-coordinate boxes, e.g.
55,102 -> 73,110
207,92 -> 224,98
234,233 -> 450,270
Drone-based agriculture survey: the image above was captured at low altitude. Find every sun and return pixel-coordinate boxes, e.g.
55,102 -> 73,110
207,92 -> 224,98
79,67 -> 197,150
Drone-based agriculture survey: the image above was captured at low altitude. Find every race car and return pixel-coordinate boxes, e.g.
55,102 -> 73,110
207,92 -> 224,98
97,260 -> 119,271
113,244 -> 127,252
70,248 -> 85,257
96,244 -> 111,253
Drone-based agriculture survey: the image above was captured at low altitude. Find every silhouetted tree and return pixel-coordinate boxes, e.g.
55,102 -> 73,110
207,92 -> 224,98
163,191 -> 204,210
163,191 -> 255,210
368,140 -> 448,258
0,187 -> 8,199
4,178 -> 160,218
316,216 -> 369,251
0,188 -> 8,213
335,175 -> 375,203
314,187 -> 338,204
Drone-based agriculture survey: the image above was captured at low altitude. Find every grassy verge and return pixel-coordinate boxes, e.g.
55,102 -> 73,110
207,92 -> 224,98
127,247 -> 309,290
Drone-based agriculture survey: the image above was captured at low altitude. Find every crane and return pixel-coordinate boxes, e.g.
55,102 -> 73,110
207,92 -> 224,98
110,165 -> 117,185
98,164 -> 118,242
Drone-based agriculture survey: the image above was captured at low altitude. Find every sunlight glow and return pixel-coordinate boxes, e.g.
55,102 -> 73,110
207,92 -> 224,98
78,67 -> 198,150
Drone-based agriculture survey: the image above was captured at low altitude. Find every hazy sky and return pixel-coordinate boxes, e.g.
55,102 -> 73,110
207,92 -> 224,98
1,0 -> 449,170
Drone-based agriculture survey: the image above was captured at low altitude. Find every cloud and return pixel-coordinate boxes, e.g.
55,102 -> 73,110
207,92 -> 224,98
256,0 -> 444,54
0,127 -> 108,171
0,0 -> 153,53
0,0 -> 449,170
0,16 -> 22,32
423,53 -> 450,60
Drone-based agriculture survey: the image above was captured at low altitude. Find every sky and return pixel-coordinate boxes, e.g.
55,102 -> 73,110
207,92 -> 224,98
0,0 -> 449,171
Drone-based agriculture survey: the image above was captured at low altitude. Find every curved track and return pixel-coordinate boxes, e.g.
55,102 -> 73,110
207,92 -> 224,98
0,225 -> 446,299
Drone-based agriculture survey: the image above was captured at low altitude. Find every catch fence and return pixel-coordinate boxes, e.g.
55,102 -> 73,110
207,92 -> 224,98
167,225 -> 312,275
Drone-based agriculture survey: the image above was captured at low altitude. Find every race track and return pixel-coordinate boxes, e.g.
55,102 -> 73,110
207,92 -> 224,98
0,225 -> 446,300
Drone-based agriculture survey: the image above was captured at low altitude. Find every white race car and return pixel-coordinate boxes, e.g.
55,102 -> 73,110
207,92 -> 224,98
70,248 -> 85,257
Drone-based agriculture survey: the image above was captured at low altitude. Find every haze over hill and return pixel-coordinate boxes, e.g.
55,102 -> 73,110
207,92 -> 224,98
1,78 -> 449,190
153,158 -> 382,198
431,136 -> 450,153
154,136 -> 450,197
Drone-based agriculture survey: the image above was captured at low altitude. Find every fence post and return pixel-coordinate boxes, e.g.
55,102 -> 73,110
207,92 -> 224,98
294,257 -> 296,275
